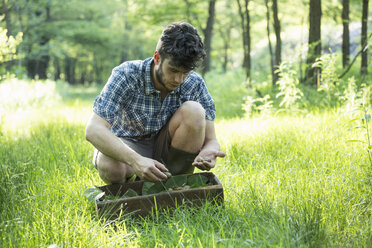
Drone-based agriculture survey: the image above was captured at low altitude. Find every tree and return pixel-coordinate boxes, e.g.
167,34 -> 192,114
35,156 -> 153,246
264,0 -> 282,86
236,0 -> 251,79
214,1 -> 236,72
305,0 -> 322,86
361,0 -> 369,76
342,0 -> 350,67
201,0 -> 217,76
272,0 -> 281,83
264,0 -> 275,85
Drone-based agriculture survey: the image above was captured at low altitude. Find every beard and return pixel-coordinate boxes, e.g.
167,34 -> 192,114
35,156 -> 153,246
155,61 -> 172,92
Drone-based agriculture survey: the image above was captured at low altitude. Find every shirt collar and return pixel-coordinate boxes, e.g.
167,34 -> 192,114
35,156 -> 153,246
144,57 -> 157,95
144,57 -> 181,96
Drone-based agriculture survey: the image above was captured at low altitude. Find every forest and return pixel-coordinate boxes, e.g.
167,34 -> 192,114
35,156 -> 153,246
0,0 -> 371,247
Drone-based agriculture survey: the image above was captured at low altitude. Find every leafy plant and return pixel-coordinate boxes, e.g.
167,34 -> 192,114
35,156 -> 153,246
83,187 -> 104,203
243,94 -> 274,118
142,181 -> 167,195
164,175 -> 188,189
313,54 -> 339,107
347,107 -> 372,167
187,174 -> 209,188
275,62 -> 303,110
345,83 -> 372,167
86,174 -> 212,202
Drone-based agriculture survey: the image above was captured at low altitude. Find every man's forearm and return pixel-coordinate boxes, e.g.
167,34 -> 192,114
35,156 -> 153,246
86,124 -> 141,167
200,138 -> 220,153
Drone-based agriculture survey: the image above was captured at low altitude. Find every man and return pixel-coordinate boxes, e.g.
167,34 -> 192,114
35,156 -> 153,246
85,21 -> 225,183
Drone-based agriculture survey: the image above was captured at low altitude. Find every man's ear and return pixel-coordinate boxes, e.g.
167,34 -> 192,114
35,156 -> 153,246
154,51 -> 160,65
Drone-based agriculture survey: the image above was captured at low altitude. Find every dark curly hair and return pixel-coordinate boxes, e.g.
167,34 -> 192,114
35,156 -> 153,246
158,21 -> 206,71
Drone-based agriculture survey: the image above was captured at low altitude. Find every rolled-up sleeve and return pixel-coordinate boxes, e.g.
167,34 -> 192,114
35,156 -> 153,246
198,83 -> 216,121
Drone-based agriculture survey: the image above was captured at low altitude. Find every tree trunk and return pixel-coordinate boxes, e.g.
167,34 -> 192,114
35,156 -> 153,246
54,59 -> 61,81
361,0 -> 369,76
272,0 -> 281,83
264,0 -> 275,86
236,0 -> 251,79
2,0 -> 12,36
201,0 -> 217,76
80,70 -> 86,85
305,0 -> 322,86
65,57 -> 76,85
342,0 -> 350,68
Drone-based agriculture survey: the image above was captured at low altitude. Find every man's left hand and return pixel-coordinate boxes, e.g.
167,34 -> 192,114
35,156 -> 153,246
192,150 -> 226,171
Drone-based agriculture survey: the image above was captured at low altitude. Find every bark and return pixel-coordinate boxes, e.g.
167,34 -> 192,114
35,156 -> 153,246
342,0 -> 350,67
54,59 -> 61,81
305,0 -> 322,86
361,0 -> 369,76
264,0 -> 275,85
272,0 -> 281,83
80,70 -> 86,85
201,0 -> 217,76
65,57 -> 76,85
236,0 -> 251,79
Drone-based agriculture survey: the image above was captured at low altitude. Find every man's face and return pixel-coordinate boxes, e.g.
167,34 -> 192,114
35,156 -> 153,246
155,58 -> 190,92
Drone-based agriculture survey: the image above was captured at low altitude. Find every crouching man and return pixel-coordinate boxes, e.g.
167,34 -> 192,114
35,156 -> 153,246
85,21 -> 225,183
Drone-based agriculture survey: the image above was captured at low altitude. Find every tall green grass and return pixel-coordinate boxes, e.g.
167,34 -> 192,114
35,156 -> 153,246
0,79 -> 371,247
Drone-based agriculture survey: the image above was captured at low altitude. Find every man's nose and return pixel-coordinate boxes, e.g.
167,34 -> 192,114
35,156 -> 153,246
175,73 -> 186,84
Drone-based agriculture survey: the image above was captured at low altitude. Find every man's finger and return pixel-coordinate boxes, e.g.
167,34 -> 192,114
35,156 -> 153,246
216,151 -> 226,158
154,160 -> 168,172
152,162 -> 168,180
194,162 -> 210,171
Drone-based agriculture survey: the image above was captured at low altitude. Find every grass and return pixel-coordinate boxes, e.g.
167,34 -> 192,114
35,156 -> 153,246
0,79 -> 371,247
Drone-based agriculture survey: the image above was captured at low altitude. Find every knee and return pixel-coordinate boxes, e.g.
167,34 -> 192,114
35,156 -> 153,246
97,156 -> 128,184
178,101 -> 206,128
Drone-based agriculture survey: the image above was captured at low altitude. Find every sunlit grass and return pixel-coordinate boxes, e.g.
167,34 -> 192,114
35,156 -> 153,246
0,79 -> 371,247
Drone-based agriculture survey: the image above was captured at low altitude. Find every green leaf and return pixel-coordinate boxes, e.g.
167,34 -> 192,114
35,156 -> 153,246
147,182 -> 167,194
84,187 -> 104,203
187,174 -> 209,188
165,175 -> 187,189
123,188 -> 139,198
83,187 -> 102,196
142,182 -> 155,195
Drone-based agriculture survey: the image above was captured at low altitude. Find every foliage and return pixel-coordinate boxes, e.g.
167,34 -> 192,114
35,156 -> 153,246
243,94 -> 274,118
204,68 -> 248,119
0,27 -> 22,64
84,174 -> 211,203
275,62 -> 303,110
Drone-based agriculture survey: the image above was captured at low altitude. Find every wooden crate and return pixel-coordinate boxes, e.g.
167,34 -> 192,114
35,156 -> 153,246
95,172 -> 224,218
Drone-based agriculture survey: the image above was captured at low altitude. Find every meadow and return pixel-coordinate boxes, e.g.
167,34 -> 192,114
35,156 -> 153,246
0,78 -> 371,247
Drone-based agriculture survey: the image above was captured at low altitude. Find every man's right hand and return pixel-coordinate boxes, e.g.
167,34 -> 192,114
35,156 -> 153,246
131,156 -> 169,182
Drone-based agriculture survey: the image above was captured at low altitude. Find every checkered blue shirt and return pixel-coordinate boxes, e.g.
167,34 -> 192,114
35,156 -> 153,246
93,57 -> 216,141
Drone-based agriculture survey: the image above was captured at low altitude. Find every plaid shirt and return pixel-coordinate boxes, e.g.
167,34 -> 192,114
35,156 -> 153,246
93,57 -> 216,141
